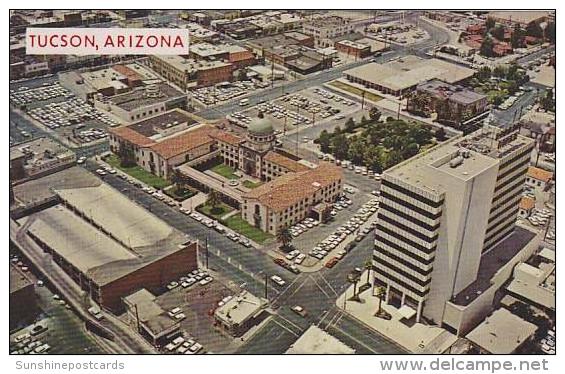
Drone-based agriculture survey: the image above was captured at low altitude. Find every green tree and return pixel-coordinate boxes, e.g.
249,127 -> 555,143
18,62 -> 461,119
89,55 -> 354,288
363,146 -> 384,173
276,226 -> 292,249
435,127 -> 447,141
403,142 -> 420,159
526,21 -> 543,38
491,25 -> 505,41
331,134 -> 349,160
369,107 -> 382,122
348,138 -> 366,165
374,286 -> 386,314
511,24 -> 525,48
318,129 -> 331,153
344,118 -> 356,132
477,66 -> 492,81
364,259 -> 373,285
480,36 -> 495,57
237,69 -> 247,81
347,272 -> 361,302
545,22 -> 556,43
485,17 -> 496,31
118,147 -> 136,168
206,190 -> 222,213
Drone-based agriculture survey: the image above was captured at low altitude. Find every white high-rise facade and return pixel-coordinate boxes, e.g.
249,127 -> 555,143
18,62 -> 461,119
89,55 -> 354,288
373,123 -> 535,324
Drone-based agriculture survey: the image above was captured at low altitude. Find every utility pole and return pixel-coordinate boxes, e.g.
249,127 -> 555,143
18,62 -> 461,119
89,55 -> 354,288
361,91 -> 365,109
264,274 -> 268,299
205,235 -> 209,269
397,101 -> 401,120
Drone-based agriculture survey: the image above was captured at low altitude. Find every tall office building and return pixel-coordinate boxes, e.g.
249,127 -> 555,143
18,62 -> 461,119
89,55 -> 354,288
373,122 -> 534,324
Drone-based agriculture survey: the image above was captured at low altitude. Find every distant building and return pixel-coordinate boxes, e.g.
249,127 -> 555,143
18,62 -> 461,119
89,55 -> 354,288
518,196 -> 536,218
123,289 -> 181,347
466,308 -> 537,354
10,137 -> 76,183
10,264 -> 39,330
302,16 -> 355,47
148,55 -> 234,91
526,166 -> 553,192
25,183 -> 198,312
407,79 -> 488,127
214,291 -> 268,336
286,325 -> 355,354
94,82 -> 187,123
344,56 -> 475,97
488,11 -> 552,27
506,247 -> 555,311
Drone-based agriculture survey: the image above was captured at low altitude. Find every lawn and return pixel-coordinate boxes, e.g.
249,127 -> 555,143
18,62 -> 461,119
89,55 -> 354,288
197,202 -> 235,220
242,180 -> 263,189
210,163 -> 239,180
105,154 -> 171,189
163,185 -> 196,201
222,215 -> 273,244
328,80 -> 383,103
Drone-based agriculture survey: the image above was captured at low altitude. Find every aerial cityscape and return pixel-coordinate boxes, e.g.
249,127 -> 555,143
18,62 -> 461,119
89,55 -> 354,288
9,9 -> 555,356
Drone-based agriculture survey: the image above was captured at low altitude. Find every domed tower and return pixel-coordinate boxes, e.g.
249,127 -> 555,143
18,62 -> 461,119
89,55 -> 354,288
246,112 -> 275,152
238,112 -> 276,179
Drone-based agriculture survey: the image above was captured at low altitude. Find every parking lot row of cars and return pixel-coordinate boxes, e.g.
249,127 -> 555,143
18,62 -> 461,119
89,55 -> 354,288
289,217 -> 320,238
310,197 -> 380,265
540,328 -> 556,354
526,207 -> 553,228
164,335 -> 204,355
318,154 -> 383,181
10,82 -> 71,106
166,268 -> 215,292
26,97 -> 116,142
281,93 -> 343,119
10,329 -> 51,355
193,80 -> 269,106
312,88 -> 356,107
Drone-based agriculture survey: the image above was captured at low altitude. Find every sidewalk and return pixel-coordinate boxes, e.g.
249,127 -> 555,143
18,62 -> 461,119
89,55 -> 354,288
336,272 -> 457,354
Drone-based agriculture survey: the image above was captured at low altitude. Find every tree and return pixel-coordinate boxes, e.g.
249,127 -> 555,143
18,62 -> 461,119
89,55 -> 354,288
344,118 -> 356,132
364,259 -> 373,285
540,88 -> 555,112
485,17 -> 496,31
477,66 -> 492,81
331,134 -> 349,160
544,22 -> 556,43
374,286 -> 386,314
118,146 -> 136,168
526,21 -> 543,38
369,107 -> 382,122
360,115 -> 368,125
363,146 -> 384,173
480,36 -> 495,57
237,69 -> 248,81
318,130 -> 331,153
435,127 -> 447,141
347,138 -> 366,165
206,190 -> 222,213
347,272 -> 361,302
491,25 -> 505,41
276,226 -> 292,249
511,24 -> 526,48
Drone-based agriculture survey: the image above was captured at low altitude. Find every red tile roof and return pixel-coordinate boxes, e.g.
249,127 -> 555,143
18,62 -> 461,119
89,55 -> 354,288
264,151 -> 310,172
150,125 -> 217,160
110,126 -> 155,147
210,130 -> 244,146
519,196 -> 535,211
528,166 -> 553,183
243,162 -> 343,212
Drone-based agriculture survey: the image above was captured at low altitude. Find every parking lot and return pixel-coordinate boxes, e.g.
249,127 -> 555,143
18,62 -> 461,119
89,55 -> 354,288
150,267 -> 245,354
228,87 -> 361,134
192,80 -> 272,107
10,82 -> 118,147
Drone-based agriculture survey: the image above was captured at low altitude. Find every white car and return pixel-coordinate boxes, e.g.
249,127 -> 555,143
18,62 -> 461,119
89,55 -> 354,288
271,275 -> 286,287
